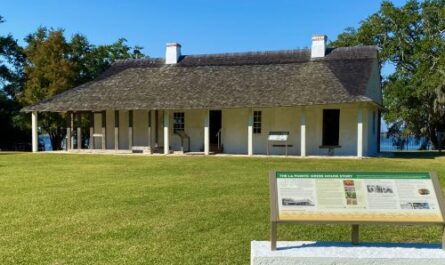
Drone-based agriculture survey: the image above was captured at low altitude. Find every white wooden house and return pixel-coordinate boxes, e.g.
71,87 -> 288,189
24,35 -> 382,157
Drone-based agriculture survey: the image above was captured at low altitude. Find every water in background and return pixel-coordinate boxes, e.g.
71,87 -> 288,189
41,133 -> 431,152
379,133 -> 431,151
40,135 -> 53,151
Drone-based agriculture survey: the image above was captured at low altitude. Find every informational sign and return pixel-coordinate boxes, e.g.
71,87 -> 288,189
268,131 -> 289,142
271,171 -> 445,223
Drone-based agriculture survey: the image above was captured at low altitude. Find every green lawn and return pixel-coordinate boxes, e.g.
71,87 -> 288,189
0,153 -> 444,265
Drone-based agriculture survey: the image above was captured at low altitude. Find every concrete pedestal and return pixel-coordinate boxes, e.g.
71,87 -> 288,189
251,241 -> 445,265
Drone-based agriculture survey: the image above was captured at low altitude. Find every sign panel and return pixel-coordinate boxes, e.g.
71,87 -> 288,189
268,131 -> 289,142
272,171 -> 445,224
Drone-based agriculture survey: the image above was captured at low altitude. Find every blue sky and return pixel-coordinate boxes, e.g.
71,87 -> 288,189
2,0 -> 407,131
1,0 -> 406,59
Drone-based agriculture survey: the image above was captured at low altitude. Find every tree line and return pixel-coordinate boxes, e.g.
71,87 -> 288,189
331,0 -> 444,149
1,0 -> 444,151
0,16 -> 144,150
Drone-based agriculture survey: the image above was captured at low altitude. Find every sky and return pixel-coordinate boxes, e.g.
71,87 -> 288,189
1,0 -> 408,132
1,0 -> 407,60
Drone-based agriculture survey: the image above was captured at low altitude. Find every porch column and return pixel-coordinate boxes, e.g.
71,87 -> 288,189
204,110 -> 210,155
163,110 -> 169,154
155,110 -> 159,148
300,108 -> 306,157
89,112 -> 94,149
247,109 -> 253,156
101,111 -> 106,150
69,112 -> 74,149
147,111 -> 152,152
66,112 -> 71,150
114,110 -> 119,150
31,111 -> 38,152
76,112 -> 81,150
128,110 -> 133,150
357,108 -> 363,158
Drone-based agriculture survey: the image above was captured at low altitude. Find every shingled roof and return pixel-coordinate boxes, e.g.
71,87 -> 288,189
23,45 -> 380,112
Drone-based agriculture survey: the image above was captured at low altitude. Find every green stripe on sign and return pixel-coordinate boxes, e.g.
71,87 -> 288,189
275,171 -> 431,180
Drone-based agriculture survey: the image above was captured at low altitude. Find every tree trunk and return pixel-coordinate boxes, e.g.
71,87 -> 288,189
429,127 -> 439,150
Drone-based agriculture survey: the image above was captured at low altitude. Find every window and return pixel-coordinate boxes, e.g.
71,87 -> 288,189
372,111 -> 376,135
253,111 -> 262,134
322,109 -> 340,146
173,112 -> 184,132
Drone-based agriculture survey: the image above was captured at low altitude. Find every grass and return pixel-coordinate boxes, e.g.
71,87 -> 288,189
0,152 -> 445,265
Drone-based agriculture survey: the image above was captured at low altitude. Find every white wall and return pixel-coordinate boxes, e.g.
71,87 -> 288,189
222,105 -> 366,156
121,109 -> 206,152
93,103 -> 379,156
304,104 -> 360,156
252,107 -> 300,155
366,107 -> 379,156
133,110 -> 148,146
169,109 -> 206,152
222,108 -> 248,154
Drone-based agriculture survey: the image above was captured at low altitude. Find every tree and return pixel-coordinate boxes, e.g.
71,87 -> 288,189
21,28 -> 77,150
69,35 -> 144,86
331,0 -> 445,149
20,27 -> 144,150
0,15 -> 28,150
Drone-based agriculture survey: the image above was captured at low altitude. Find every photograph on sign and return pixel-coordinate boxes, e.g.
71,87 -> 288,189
274,172 -> 445,223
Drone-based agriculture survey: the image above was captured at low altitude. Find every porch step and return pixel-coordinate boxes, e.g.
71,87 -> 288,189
131,146 -> 152,154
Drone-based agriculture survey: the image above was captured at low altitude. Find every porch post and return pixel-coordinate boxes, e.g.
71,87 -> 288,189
70,112 -> 74,149
163,110 -> 169,154
128,110 -> 133,150
357,107 -> 363,158
66,112 -> 71,150
148,110 -> 152,152
155,110 -> 159,148
204,110 -> 210,155
300,108 -> 306,157
114,110 -> 119,150
89,112 -> 94,149
76,112 -> 81,150
247,109 -> 253,156
31,111 -> 38,152
101,111 -> 106,150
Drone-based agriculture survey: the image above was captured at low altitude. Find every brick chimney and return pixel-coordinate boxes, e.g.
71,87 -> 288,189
311,35 -> 327,58
165,42 -> 181,64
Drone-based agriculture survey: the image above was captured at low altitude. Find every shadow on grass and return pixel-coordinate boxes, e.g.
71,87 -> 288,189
380,151 -> 445,159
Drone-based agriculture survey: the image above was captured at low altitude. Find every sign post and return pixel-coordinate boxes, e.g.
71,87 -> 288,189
269,171 -> 445,251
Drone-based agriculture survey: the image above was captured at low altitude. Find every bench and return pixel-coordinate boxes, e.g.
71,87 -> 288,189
272,144 -> 293,148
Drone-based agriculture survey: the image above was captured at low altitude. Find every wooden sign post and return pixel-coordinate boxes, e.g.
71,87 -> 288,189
269,171 -> 445,251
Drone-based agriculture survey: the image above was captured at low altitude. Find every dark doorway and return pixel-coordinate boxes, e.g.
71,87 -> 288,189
209,110 -> 222,145
322,109 -> 340,146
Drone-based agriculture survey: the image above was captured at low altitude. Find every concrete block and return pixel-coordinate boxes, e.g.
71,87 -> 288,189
251,241 -> 445,265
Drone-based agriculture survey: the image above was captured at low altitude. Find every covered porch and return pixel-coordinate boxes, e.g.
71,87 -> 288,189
30,103 -> 380,158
